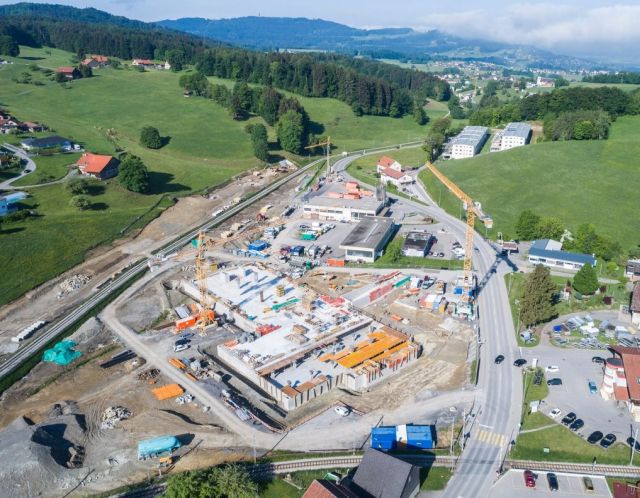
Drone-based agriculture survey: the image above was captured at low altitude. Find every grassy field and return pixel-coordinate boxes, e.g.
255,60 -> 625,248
420,467 -> 453,491
512,422 -> 632,464
0,46 -> 448,306
419,116 -> 640,251
12,152 -> 81,186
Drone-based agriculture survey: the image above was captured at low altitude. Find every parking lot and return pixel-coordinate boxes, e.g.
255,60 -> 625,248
489,470 -> 611,497
517,344 -> 635,446
270,217 -> 353,260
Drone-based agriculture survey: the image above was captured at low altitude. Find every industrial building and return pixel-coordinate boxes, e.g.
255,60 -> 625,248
182,265 -> 420,411
401,231 -> 433,257
20,135 -> 73,151
450,126 -> 489,159
302,182 -> 385,222
339,217 -> 395,263
499,122 -> 532,150
528,239 -> 596,270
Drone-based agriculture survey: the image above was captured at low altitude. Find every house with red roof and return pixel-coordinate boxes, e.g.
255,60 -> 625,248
302,480 -> 358,498
56,67 -> 80,80
75,153 -> 120,180
82,55 -> 110,68
376,155 -> 402,174
132,59 -> 153,67
631,282 -> 640,327
601,345 -> 640,421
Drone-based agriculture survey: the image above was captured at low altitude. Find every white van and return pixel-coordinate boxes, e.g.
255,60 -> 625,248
174,343 -> 189,353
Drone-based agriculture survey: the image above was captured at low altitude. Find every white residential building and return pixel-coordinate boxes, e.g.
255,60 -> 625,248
450,126 -> 489,159
499,122 -> 532,150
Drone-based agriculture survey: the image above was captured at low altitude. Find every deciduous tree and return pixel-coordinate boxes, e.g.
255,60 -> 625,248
515,210 -> 541,240
118,154 -> 150,193
139,126 -> 162,149
572,263 -> 599,295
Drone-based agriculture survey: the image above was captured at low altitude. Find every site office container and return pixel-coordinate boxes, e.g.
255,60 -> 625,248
327,258 -> 346,267
137,435 -> 182,460
175,316 -> 197,331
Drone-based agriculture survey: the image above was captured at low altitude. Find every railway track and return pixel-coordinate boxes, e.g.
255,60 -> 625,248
0,140 -> 423,383
507,459 -> 640,477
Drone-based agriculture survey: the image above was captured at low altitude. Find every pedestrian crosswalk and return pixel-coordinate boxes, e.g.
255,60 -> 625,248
476,429 -> 508,447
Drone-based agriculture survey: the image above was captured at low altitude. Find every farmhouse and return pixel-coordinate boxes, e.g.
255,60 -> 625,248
20,122 -> 44,133
528,239 -> 596,270
537,76 -> 555,87
56,67 -> 80,80
21,135 -> 73,152
376,156 -> 402,174
401,231 -> 434,257
75,153 -> 120,180
340,216 -> 395,263
81,55 -> 109,68
132,59 -> 153,67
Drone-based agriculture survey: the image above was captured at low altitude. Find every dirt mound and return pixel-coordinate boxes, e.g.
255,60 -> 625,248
0,402 -> 88,497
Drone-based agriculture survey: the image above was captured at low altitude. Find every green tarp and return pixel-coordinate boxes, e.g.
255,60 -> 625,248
43,340 -> 82,366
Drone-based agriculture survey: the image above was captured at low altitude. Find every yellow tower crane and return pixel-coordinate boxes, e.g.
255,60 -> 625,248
304,137 -> 331,178
194,230 -> 213,334
426,162 -> 492,302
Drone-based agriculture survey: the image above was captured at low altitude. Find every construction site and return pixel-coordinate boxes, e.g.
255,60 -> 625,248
0,153 -> 486,496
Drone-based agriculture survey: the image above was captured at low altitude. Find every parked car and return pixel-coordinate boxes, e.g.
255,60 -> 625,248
545,365 -> 560,373
587,431 -> 604,444
174,343 -> 189,353
570,419 -> 584,431
592,356 -> 605,364
547,378 -> 563,386
627,437 -> 640,451
600,433 -> 617,449
583,477 -> 594,492
334,406 -> 350,417
561,412 -> 577,425
549,408 -> 562,418
513,359 -> 527,367
523,470 -> 536,488
546,472 -> 559,491
588,380 -> 598,394
495,355 -> 505,364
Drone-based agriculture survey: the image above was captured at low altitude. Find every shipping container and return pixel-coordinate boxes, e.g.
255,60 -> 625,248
326,258 -> 346,267
138,435 -> 181,460
175,316 -> 197,331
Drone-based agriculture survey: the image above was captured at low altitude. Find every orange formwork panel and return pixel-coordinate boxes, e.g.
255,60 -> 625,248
337,335 -> 403,369
152,383 -> 184,400
185,372 -> 198,382
169,358 -> 186,370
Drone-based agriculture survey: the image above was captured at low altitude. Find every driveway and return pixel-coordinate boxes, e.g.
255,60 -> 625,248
489,470 -> 611,497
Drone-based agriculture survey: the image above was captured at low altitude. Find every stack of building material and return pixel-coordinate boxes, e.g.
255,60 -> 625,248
100,406 -> 132,429
152,384 -> 184,401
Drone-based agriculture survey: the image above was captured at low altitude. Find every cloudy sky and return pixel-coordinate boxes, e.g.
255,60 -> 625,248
1,0 -> 638,58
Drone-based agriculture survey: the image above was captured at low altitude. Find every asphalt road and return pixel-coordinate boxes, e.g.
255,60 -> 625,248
333,157 -> 522,498
0,143 -> 36,189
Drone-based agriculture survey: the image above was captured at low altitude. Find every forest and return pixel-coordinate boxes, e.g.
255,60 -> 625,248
583,72 -> 640,85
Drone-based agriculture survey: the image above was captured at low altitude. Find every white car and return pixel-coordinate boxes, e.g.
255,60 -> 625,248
545,365 -> 560,373
334,406 -> 350,417
549,408 -> 562,418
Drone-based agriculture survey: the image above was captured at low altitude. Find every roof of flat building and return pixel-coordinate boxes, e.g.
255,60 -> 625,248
452,126 -> 489,147
304,182 -> 383,212
503,122 -> 532,139
402,231 -> 432,251
529,239 -> 596,266
340,216 -> 395,250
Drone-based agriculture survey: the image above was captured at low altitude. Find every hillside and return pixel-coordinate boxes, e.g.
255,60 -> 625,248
157,16 -> 595,70
0,46 -> 434,305
419,116 -> 640,251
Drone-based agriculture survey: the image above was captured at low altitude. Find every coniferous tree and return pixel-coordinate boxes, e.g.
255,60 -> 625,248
573,264 -> 599,295
520,264 -> 557,328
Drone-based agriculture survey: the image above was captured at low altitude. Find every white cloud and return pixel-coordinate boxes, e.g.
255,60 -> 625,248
415,3 -> 640,56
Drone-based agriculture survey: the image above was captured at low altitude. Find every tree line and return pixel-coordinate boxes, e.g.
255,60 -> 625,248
194,49 -> 449,118
179,73 -> 311,155
583,72 -> 640,85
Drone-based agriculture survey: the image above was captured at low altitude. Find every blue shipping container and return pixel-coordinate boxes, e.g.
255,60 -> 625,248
138,435 -> 181,460
405,425 -> 434,449
371,427 -> 396,450
248,240 -> 268,251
